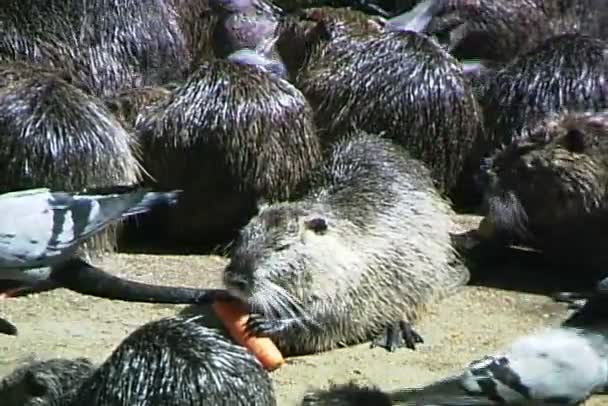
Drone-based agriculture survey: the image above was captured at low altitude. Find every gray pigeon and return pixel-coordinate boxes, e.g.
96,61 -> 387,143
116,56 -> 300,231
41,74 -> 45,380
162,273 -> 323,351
390,327 -> 608,406
0,186 -> 233,336
0,187 -> 178,269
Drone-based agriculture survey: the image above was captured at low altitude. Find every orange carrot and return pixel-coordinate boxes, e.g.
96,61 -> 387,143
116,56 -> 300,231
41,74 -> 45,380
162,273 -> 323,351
212,300 -> 285,371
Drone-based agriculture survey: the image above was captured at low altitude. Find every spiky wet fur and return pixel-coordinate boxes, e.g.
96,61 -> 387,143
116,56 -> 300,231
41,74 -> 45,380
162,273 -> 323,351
135,58 -> 321,246
481,109 -> 608,270
0,63 -> 142,255
277,15 -> 485,194
0,357 -> 94,406
104,86 -> 173,132
300,382 -> 391,406
480,34 -> 608,150
224,131 -> 469,356
73,316 -> 276,406
426,0 -> 608,65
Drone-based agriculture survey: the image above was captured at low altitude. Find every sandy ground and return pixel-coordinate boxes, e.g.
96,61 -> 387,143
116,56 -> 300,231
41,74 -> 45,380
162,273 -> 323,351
0,214 -> 605,405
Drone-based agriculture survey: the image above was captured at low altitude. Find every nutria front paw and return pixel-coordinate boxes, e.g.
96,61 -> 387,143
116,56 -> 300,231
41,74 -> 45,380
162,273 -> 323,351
370,320 -> 424,352
245,313 -> 290,338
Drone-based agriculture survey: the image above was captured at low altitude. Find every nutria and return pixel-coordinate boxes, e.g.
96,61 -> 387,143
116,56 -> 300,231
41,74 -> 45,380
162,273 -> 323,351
0,0 -> 191,97
300,382 -> 392,406
135,53 -> 321,250
275,8 -> 485,205
73,316 -> 277,405
478,109 -> 608,281
479,34 -> 608,151
0,357 -> 95,406
223,131 -> 469,356
425,0 -> 608,65
0,317 -> 275,405
0,63 -> 142,255
104,86 -> 173,132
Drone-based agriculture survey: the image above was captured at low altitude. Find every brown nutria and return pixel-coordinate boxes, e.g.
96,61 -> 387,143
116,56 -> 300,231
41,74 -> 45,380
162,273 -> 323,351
223,131 -> 469,356
74,316 -> 276,406
0,62 -> 143,255
479,109 -> 608,274
135,52 -> 321,250
478,34 -> 608,155
275,8 -> 486,207
426,0 -> 608,66
0,0 -> 191,97
104,86 -> 173,132
0,357 -> 95,406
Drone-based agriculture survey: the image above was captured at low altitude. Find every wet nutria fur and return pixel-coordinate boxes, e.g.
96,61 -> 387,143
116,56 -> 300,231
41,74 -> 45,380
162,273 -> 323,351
480,109 -> 608,276
276,14 -> 485,203
73,316 -> 276,405
223,131 -> 469,356
300,382 -> 392,406
104,86 -> 173,132
479,34 -> 608,150
0,357 -> 95,406
0,63 -> 142,255
135,55 -> 321,249
0,0 -> 191,97
426,0 -> 608,65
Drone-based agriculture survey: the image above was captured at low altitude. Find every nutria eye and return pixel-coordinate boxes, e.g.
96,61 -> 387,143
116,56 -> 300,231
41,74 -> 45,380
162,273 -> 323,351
563,129 -> 586,153
276,244 -> 290,251
304,217 -> 328,234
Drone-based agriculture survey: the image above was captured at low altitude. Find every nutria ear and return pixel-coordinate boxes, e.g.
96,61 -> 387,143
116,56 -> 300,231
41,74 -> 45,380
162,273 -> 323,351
563,128 -> 587,153
304,217 -> 328,234
24,371 -> 48,397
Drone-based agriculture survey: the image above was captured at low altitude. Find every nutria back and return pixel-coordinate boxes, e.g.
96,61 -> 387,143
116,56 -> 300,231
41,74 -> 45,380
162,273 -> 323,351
224,131 -> 469,355
283,17 -> 485,196
480,33 -> 608,149
73,316 -> 276,406
135,57 -> 321,248
0,63 -> 142,254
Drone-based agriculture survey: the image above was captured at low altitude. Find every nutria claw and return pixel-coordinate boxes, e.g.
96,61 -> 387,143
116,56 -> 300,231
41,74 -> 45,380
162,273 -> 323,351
370,320 -> 424,352
245,313 -> 291,338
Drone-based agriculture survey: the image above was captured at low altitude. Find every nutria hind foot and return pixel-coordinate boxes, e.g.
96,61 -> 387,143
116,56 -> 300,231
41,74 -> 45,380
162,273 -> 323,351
0,317 -> 18,336
371,320 -> 424,352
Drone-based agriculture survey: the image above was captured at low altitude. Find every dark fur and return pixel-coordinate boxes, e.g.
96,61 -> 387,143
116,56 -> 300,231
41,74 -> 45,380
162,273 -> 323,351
135,57 -> 321,248
482,109 -> 608,273
0,357 -> 95,406
0,63 -> 142,254
426,0 -> 608,64
104,86 -> 173,132
479,34 -> 608,151
300,382 -> 392,406
223,131 -> 469,355
0,0 -> 191,97
73,316 -> 276,406
277,14 -> 485,199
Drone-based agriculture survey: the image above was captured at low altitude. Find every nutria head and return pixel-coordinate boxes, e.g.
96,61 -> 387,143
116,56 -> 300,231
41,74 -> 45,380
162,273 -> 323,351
481,110 -> 608,243
0,358 -> 95,406
223,201 -> 341,325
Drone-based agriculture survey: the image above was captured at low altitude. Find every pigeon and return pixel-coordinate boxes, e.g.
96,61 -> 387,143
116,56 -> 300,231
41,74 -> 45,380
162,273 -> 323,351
389,327 -> 608,406
0,186 -> 233,336
0,186 -> 179,269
